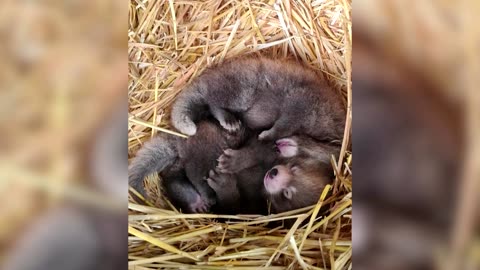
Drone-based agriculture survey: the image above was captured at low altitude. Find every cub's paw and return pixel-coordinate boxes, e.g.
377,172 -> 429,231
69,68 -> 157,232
206,169 -> 227,191
174,116 -> 197,136
206,170 -> 239,201
220,115 -> 241,133
189,194 -> 212,213
275,138 -> 298,158
217,149 -> 243,173
201,185 -> 218,208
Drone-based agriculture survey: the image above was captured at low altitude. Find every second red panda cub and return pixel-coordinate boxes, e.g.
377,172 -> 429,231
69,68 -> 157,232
208,135 -> 339,214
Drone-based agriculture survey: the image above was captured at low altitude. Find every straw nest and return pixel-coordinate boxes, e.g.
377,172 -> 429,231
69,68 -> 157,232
128,0 -> 352,269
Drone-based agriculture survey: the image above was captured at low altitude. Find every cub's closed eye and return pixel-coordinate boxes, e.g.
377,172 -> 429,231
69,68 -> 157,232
290,165 -> 300,174
283,188 -> 293,200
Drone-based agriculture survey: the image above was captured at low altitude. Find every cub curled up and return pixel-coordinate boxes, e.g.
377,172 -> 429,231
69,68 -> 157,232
129,57 -> 345,214
171,57 -> 346,142
128,120 -> 249,213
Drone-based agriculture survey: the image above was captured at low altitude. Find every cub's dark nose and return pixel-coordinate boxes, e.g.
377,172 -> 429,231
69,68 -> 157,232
269,168 -> 278,177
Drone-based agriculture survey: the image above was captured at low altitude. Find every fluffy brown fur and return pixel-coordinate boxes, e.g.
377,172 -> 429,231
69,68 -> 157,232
128,120 -> 249,213
171,57 -> 346,143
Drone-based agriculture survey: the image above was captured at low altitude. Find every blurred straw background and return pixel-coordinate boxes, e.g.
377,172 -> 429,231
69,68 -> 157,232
0,0 -> 126,265
354,0 -> 479,269
128,0 -> 352,269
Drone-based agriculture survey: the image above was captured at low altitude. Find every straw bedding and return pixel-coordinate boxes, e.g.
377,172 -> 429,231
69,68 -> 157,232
128,0 -> 352,269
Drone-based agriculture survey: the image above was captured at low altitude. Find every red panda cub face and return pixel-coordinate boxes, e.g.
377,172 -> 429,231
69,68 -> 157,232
264,136 -> 338,213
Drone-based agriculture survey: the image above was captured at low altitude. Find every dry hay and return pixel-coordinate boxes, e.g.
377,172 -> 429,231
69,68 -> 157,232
354,1 -> 479,268
128,0 -> 352,269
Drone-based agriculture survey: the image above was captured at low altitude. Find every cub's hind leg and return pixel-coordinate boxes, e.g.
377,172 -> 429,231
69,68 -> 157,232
163,170 -> 213,213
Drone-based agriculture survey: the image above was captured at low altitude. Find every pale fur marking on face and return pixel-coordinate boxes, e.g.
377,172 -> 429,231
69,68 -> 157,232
264,75 -> 272,86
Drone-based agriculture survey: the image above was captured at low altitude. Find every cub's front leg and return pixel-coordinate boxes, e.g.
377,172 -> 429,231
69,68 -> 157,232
206,170 -> 241,211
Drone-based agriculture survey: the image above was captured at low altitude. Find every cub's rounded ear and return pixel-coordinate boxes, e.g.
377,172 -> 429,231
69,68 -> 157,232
283,188 -> 293,200
275,138 -> 298,158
